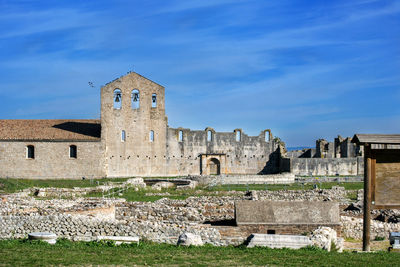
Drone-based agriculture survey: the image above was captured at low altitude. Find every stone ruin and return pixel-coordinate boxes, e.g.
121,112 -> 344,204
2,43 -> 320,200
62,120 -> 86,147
1,179 -> 400,250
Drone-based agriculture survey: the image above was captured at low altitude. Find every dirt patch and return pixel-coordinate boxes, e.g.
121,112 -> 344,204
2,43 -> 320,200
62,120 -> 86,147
344,240 -> 390,251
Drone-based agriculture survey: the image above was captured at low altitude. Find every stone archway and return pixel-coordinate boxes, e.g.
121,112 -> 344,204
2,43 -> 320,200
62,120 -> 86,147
208,158 -> 220,175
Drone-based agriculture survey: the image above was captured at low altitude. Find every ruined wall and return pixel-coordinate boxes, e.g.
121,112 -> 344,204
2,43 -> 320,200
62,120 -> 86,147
288,157 -> 364,176
165,128 -> 280,175
101,72 -> 168,177
0,141 -> 104,179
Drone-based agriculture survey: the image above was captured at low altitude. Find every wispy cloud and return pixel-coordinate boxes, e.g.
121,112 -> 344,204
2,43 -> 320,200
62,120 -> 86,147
0,0 -> 398,146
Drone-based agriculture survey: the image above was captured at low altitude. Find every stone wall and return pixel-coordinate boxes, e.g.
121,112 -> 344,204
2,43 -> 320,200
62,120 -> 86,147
99,72 -> 280,177
2,188 -> 400,245
165,128 -> 280,175
235,201 -> 340,225
190,174 -> 295,185
0,214 -> 223,245
101,72 -> 168,177
341,216 -> 400,240
287,157 -> 364,176
0,141 -> 104,179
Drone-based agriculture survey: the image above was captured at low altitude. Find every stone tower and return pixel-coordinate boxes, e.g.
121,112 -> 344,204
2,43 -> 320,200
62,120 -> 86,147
100,72 -> 168,177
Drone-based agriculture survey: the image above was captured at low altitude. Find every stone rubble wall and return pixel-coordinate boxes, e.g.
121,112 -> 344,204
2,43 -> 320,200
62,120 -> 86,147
341,216 -> 400,240
116,197 -> 237,223
0,214 -> 223,245
2,187 -> 400,245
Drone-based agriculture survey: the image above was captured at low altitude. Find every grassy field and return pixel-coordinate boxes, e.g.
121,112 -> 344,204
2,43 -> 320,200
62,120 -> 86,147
84,182 -> 363,202
0,177 -> 130,193
1,176 -> 363,202
0,239 -> 398,267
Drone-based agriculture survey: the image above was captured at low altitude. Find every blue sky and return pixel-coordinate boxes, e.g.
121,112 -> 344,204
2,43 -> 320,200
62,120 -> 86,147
0,0 -> 399,147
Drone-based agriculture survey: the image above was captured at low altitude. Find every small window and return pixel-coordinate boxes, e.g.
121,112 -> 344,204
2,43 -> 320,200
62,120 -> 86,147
113,89 -> 122,109
150,130 -> 154,142
121,130 -> 126,142
178,130 -> 183,142
236,131 -> 241,142
152,93 -> 157,108
69,145 -> 77,158
131,89 -> 140,109
265,132 -> 270,142
26,145 -> 34,159
207,130 -> 212,142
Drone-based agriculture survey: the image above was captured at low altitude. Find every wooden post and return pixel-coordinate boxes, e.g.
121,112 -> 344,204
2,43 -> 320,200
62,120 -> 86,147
363,145 -> 371,252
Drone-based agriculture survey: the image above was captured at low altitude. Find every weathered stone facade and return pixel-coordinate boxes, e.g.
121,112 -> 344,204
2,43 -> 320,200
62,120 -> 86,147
0,72 -> 280,179
283,136 -> 364,176
0,141 -> 103,179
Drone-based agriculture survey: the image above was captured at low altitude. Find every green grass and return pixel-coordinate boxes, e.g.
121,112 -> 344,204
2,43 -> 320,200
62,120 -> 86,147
346,191 -> 359,201
86,187 -> 190,202
0,239 -> 398,267
85,182 -> 364,202
0,177 -> 130,193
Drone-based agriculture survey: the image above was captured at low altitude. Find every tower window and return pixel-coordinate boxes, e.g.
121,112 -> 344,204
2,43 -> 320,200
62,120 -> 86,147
152,93 -> 157,108
113,89 -> 122,109
207,130 -> 212,142
69,145 -> 77,158
150,130 -> 154,142
265,132 -> 270,142
131,89 -> 140,109
178,130 -> 183,142
236,131 -> 241,142
26,145 -> 34,159
121,130 -> 126,142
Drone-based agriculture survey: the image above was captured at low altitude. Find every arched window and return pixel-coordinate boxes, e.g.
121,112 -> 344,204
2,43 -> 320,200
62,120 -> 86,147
207,130 -> 212,142
113,89 -> 122,109
121,130 -> 126,142
150,130 -> 154,142
265,130 -> 271,142
178,130 -> 183,142
152,93 -> 157,108
236,131 -> 241,142
69,145 -> 77,158
26,145 -> 34,159
131,89 -> 140,109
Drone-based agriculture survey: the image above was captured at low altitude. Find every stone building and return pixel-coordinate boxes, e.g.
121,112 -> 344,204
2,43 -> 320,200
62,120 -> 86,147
283,136 -> 364,176
0,72 -> 281,179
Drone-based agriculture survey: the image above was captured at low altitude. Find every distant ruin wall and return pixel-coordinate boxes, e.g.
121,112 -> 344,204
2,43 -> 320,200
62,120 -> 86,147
191,174 -> 295,185
165,128 -> 280,176
287,157 -> 364,176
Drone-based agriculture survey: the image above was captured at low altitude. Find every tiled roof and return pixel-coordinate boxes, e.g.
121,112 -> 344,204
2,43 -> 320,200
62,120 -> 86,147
0,120 -> 101,141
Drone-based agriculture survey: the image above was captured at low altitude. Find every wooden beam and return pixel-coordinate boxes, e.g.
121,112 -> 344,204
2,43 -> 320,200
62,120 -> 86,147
363,145 -> 372,252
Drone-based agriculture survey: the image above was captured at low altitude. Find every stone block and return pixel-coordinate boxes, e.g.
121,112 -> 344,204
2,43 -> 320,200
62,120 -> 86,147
152,182 -> 175,191
177,232 -> 203,246
247,234 -> 311,249
97,235 -> 139,245
235,200 -> 340,225
28,232 -> 57,244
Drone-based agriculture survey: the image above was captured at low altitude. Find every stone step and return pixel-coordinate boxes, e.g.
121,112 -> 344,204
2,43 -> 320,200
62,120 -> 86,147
28,232 -> 57,244
247,234 -> 311,249
97,235 -> 139,245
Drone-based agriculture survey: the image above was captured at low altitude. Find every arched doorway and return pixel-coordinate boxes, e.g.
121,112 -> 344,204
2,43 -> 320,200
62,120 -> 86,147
208,158 -> 220,175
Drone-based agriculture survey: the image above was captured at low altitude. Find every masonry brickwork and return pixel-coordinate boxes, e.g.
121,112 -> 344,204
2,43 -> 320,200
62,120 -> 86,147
0,72 -> 280,179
